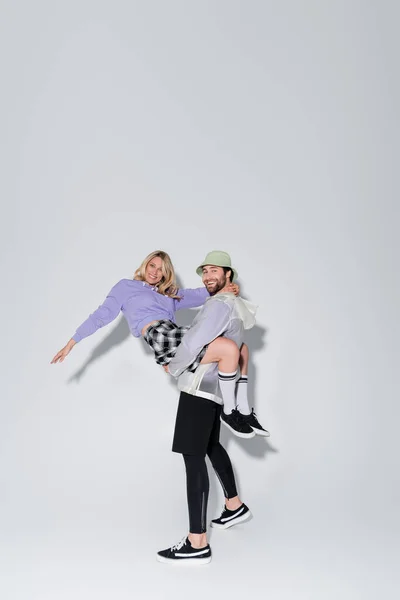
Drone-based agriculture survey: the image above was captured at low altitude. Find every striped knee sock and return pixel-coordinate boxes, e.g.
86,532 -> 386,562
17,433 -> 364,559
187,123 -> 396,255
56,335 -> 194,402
236,375 -> 251,415
218,370 -> 238,415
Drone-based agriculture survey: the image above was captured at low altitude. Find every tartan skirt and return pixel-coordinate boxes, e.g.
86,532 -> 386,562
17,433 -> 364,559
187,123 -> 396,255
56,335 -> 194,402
143,320 -> 208,373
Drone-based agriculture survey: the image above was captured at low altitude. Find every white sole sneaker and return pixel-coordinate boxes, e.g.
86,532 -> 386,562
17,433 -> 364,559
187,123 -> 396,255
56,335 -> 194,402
211,510 -> 252,530
157,555 -> 212,564
252,428 -> 270,437
220,418 -> 256,438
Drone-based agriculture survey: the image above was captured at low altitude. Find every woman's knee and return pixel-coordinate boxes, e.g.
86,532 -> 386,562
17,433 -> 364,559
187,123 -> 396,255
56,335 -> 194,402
209,337 -> 240,361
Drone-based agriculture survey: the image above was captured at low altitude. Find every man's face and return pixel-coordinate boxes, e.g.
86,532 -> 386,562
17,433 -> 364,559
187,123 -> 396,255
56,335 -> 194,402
202,265 -> 228,295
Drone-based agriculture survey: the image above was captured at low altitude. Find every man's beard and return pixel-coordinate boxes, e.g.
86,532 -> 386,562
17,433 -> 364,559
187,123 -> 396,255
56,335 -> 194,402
205,274 -> 227,296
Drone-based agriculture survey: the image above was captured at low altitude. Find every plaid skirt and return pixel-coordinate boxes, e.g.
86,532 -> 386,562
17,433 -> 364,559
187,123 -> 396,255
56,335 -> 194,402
143,320 -> 208,373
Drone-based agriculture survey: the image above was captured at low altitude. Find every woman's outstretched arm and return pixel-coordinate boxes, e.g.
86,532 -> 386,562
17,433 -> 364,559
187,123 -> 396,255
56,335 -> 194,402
50,279 -> 126,364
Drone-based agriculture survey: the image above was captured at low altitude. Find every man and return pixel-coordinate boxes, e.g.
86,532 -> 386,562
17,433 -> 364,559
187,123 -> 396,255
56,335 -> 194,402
156,251 -> 268,564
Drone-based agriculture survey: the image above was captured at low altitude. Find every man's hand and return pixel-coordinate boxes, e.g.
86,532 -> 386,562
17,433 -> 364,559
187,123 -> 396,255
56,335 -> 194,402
227,283 -> 240,296
163,364 -> 169,373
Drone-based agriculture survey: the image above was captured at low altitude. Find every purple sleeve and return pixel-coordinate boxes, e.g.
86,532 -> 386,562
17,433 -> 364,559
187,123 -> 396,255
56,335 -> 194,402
72,280 -> 126,342
173,287 -> 210,311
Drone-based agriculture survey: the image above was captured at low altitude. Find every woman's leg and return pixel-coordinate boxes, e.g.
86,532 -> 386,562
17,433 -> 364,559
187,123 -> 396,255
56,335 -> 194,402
239,342 -> 249,376
237,343 -> 251,415
200,338 -> 240,414
237,343 -> 270,435
199,337 -> 240,372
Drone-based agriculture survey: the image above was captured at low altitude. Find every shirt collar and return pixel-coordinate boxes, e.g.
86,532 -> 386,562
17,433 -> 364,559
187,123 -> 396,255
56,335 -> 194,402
142,281 -> 158,292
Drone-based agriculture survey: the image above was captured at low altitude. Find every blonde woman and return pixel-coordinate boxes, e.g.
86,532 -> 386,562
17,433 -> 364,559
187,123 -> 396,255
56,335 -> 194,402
51,251 -> 248,417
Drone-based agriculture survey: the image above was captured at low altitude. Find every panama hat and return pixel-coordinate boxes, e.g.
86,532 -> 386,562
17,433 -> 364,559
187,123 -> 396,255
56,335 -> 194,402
196,250 -> 238,281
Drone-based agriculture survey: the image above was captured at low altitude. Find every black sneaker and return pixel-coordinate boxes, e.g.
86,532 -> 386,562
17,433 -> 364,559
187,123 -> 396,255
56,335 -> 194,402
220,408 -> 255,438
211,503 -> 252,529
242,409 -> 270,437
157,536 -> 212,564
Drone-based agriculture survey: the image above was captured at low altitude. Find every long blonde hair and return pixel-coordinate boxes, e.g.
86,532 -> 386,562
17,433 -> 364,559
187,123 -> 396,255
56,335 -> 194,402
133,250 -> 180,298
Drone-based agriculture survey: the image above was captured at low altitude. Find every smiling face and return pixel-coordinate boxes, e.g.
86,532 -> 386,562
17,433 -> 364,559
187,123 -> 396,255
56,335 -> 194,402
201,265 -> 230,295
144,256 -> 164,286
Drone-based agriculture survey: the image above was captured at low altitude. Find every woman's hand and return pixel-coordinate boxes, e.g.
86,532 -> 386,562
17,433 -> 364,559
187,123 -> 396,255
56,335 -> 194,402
51,339 -> 76,364
163,364 -> 169,374
227,283 -> 240,296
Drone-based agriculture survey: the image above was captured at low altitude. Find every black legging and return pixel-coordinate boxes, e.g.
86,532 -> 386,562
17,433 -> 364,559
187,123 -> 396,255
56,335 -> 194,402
183,442 -> 238,534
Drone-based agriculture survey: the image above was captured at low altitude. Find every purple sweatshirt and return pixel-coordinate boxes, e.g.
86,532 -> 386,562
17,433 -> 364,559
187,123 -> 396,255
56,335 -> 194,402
72,279 -> 209,342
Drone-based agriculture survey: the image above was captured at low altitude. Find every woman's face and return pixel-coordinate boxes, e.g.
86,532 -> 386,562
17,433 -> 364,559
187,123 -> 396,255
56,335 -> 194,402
144,256 -> 164,286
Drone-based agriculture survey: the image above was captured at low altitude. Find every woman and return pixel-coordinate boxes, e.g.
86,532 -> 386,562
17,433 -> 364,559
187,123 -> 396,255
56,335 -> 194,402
51,250 -> 243,380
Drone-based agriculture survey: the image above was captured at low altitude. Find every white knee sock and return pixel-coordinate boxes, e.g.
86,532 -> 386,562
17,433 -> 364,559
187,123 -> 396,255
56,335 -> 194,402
236,375 -> 251,415
218,370 -> 238,415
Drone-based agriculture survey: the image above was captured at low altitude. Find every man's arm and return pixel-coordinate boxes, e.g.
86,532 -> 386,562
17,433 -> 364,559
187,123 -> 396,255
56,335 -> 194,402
168,299 -> 231,378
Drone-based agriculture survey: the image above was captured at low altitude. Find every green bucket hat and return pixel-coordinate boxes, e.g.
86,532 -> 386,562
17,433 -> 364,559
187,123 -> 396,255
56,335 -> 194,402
196,250 -> 238,281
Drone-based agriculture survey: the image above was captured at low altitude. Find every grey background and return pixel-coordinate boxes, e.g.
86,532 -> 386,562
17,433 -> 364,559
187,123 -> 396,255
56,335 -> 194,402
1,1 -> 399,598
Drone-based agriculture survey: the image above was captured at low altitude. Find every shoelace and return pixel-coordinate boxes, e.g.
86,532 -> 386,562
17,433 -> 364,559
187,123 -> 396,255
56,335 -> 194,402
220,503 -> 239,517
242,408 -> 257,421
221,503 -> 235,516
249,410 -> 267,431
231,408 -> 243,423
252,410 -> 265,427
233,409 -> 255,428
171,536 -> 187,551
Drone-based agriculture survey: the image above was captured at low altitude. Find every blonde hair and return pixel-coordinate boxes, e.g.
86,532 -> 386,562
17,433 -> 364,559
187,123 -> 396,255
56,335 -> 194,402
133,250 -> 180,298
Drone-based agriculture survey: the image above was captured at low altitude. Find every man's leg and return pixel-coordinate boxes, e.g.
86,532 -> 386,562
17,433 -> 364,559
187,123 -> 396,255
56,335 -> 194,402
157,393 -> 216,564
207,441 -> 252,528
183,454 -> 209,548
157,456 -> 212,564
206,406 -> 252,529
207,441 -> 238,503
